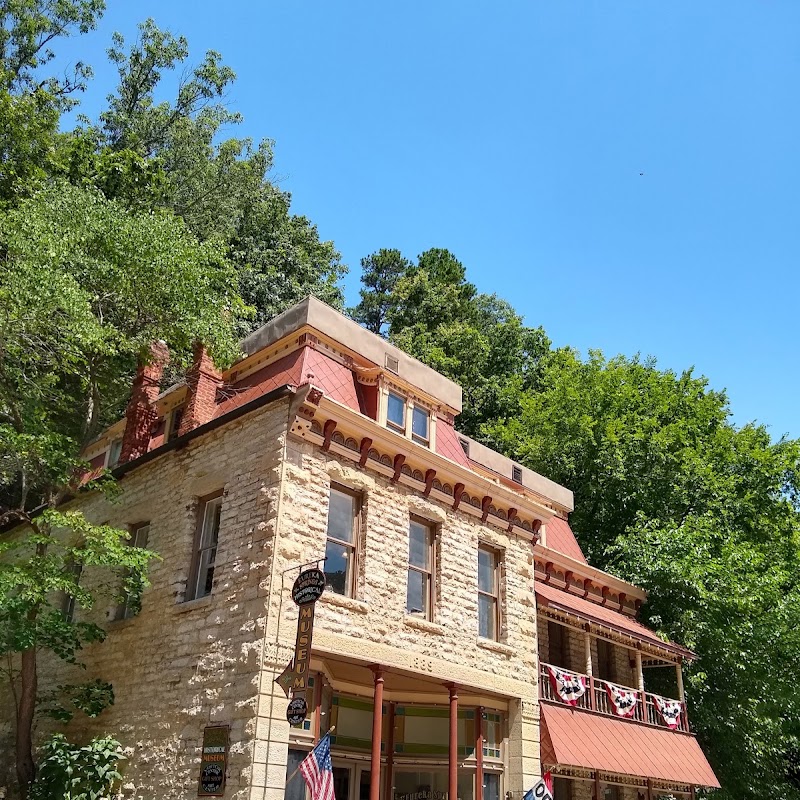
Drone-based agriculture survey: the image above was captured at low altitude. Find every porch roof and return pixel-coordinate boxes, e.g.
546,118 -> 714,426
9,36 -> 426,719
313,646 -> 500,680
535,582 -> 695,660
540,703 -> 720,789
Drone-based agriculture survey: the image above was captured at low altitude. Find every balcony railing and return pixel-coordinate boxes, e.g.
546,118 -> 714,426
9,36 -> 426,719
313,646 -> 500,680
539,661 -> 689,733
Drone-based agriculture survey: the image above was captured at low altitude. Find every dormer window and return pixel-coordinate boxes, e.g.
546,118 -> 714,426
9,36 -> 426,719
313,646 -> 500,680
382,386 -> 436,450
387,392 -> 406,431
411,406 -> 429,444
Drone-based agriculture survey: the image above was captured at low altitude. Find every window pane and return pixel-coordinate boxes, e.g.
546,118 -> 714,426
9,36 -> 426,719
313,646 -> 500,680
285,750 -> 308,800
387,392 -> 405,427
478,548 -> 496,593
202,499 -> 222,547
325,539 -> 352,595
406,568 -> 428,615
327,490 -> 355,544
478,593 -> 496,639
484,774 -> 500,800
408,521 -> 431,569
412,406 -> 429,440
132,524 -> 150,549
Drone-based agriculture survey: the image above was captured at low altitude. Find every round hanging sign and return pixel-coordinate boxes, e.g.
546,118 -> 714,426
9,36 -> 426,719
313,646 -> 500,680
286,695 -> 308,726
291,568 -> 325,606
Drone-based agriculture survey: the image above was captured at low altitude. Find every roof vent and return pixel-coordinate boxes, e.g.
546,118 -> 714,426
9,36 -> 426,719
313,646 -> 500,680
512,465 -> 523,484
385,354 -> 399,374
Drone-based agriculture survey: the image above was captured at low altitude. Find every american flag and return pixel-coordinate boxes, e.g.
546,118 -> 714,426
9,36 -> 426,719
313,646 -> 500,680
300,733 -> 335,800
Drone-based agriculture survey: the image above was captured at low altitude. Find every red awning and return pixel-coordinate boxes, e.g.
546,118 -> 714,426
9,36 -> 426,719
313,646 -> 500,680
535,582 -> 694,659
541,703 -> 720,788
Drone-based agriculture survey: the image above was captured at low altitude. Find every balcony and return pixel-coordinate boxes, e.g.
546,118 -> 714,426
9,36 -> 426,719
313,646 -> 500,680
539,661 -> 689,733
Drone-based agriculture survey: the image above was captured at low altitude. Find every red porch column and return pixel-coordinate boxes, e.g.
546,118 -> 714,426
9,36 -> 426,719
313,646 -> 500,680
371,667 -> 385,800
448,684 -> 459,800
475,707 -> 484,800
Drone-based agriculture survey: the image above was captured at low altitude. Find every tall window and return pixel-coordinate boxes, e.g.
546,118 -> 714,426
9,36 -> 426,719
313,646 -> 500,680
407,518 -> 435,619
325,486 -> 360,597
478,545 -> 500,640
188,493 -> 223,600
547,621 -> 570,670
387,392 -> 406,431
115,523 -> 150,620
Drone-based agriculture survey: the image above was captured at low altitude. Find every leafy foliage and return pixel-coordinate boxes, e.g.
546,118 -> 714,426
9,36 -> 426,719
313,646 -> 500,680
29,733 -> 124,800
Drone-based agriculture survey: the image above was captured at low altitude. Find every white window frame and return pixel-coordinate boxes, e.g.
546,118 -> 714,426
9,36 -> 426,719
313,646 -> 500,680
477,544 -> 501,641
325,485 -> 361,598
115,523 -> 150,620
188,493 -> 223,600
406,517 -> 436,620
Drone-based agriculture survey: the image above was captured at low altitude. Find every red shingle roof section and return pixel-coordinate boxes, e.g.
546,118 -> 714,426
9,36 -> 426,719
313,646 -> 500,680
435,418 -> 472,467
540,703 -> 720,788
546,517 -> 587,563
302,348 -> 360,412
535,581 -> 693,658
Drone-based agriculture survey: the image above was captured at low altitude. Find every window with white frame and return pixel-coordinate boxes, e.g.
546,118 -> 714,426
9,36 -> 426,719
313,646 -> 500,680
115,523 -> 150,620
325,486 -> 360,597
407,518 -> 435,619
411,405 -> 430,444
107,438 -> 123,468
188,493 -> 223,600
478,545 -> 500,640
387,392 -> 406,431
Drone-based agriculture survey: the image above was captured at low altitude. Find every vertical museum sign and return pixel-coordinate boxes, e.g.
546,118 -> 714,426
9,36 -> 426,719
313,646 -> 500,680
276,567 -> 326,726
197,725 -> 230,797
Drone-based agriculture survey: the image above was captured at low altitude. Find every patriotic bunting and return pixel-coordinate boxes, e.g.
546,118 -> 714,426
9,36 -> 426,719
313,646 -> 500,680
654,695 -> 683,729
604,682 -> 639,718
546,665 -> 587,706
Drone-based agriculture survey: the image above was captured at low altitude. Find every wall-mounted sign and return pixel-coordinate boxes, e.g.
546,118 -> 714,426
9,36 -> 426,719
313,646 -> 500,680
291,568 -> 325,605
287,695 -> 309,726
281,566 -> 326,725
197,725 -> 229,797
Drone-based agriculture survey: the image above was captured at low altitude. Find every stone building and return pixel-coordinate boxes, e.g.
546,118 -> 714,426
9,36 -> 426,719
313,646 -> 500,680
1,297 -> 718,800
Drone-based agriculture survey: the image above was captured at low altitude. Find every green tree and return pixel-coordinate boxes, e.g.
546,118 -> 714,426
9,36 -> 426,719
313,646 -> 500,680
483,349 -> 800,800
350,248 -> 412,335
0,0 -> 105,206
0,182 -> 246,797
66,19 -> 345,327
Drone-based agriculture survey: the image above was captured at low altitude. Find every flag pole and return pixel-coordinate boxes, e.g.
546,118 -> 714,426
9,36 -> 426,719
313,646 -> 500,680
285,726 -> 336,787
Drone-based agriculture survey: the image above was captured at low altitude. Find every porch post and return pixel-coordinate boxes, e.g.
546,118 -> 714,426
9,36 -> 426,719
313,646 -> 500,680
584,627 -> 596,710
448,684 -> 459,800
646,778 -> 653,800
635,650 -> 646,722
676,660 -> 685,701
371,666 -> 384,800
476,707 -> 484,800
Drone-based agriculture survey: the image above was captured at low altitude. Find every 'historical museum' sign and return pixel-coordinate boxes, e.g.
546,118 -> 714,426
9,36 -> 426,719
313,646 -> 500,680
278,566 -> 325,726
197,725 -> 229,797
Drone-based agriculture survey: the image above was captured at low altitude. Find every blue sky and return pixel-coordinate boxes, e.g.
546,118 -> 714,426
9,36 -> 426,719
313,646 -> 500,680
57,1 -> 800,439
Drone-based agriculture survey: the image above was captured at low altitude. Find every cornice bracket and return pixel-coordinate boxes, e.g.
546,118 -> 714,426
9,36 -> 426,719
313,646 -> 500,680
423,469 -> 437,497
321,419 -> 337,452
358,437 -> 373,467
452,483 -> 465,511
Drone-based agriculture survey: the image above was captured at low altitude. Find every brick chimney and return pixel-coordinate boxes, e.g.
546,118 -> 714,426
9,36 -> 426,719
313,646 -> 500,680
178,343 -> 222,436
119,341 -> 169,464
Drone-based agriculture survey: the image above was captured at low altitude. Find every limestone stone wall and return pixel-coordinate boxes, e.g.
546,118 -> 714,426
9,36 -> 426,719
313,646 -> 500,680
0,398 -> 291,799
251,436 -> 543,800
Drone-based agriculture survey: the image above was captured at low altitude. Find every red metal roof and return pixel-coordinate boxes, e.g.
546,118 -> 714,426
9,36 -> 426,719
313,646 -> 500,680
541,703 -> 719,788
435,417 -> 472,467
546,517 -> 587,563
535,581 -> 693,658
